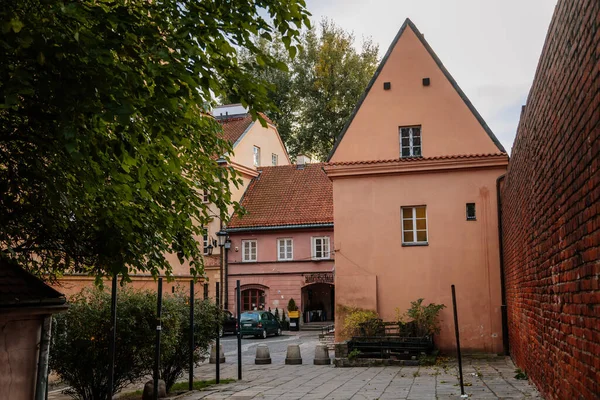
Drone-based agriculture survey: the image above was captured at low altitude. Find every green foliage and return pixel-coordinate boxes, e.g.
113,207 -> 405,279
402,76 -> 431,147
233,18 -> 379,159
348,349 -> 361,360
274,307 -> 280,321
337,305 -> 379,339
396,298 -> 446,337
50,288 -> 219,399
514,368 -> 528,380
287,298 -> 298,311
0,0 -> 310,281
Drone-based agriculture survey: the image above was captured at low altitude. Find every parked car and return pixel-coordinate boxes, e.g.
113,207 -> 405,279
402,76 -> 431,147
220,310 -> 238,337
239,311 -> 281,339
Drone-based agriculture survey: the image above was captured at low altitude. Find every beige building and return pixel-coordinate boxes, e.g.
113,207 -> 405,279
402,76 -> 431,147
324,19 -> 509,353
54,104 -> 290,300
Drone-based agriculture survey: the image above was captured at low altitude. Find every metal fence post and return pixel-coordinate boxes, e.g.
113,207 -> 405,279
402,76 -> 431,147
154,278 -> 163,400
452,284 -> 465,396
189,280 -> 194,391
215,281 -> 220,384
107,274 -> 118,400
236,280 -> 242,380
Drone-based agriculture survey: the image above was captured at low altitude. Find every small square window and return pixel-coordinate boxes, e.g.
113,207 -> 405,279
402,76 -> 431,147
466,203 -> 476,221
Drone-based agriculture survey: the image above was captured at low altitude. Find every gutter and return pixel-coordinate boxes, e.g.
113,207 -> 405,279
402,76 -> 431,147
225,223 -> 333,233
496,173 -> 509,356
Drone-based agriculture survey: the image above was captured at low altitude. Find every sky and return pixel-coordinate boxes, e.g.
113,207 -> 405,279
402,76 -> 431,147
304,0 -> 558,153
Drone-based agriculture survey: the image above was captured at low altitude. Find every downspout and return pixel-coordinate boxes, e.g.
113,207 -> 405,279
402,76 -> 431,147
496,174 -> 509,356
35,315 -> 52,400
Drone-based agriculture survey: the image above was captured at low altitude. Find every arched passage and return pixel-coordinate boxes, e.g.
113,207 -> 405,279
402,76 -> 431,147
301,282 -> 334,322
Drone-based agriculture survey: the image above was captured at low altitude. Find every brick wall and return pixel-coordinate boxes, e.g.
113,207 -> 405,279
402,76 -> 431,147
500,1 -> 599,399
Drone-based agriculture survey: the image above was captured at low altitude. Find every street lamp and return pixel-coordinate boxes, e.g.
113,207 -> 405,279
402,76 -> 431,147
216,230 -> 229,309
206,244 -> 214,256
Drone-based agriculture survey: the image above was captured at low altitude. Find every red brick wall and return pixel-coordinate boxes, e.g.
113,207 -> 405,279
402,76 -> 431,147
500,0 -> 599,399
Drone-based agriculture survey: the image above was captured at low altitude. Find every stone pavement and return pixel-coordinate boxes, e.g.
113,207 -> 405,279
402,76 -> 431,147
185,356 -> 541,399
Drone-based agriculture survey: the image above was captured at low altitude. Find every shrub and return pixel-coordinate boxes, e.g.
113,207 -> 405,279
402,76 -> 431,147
395,298 -> 446,337
50,287 -> 219,399
50,288 -> 156,400
337,305 -> 379,339
287,298 -> 298,311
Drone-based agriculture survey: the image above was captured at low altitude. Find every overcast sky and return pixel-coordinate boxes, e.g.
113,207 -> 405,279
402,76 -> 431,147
305,0 -> 558,153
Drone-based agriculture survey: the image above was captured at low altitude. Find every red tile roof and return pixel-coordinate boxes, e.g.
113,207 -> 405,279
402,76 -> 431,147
218,113 -> 274,145
326,153 -> 508,166
228,163 -> 333,229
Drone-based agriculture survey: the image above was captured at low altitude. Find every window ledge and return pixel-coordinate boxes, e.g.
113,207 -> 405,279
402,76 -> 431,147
402,242 -> 429,247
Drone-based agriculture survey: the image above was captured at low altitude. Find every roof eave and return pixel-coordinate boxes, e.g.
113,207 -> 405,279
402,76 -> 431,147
226,223 -> 334,233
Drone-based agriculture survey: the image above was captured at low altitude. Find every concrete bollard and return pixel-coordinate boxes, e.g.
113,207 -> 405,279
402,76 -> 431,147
209,343 -> 225,364
255,344 -> 272,365
285,344 -> 302,365
314,344 -> 331,365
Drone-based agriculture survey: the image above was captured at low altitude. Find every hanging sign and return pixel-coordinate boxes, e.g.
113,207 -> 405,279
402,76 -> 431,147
304,272 -> 334,284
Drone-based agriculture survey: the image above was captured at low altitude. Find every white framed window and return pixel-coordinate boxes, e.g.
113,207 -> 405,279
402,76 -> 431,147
312,236 -> 331,260
277,238 -> 293,261
242,240 -> 257,262
400,126 -> 422,158
202,190 -> 209,203
202,229 -> 210,255
253,146 -> 261,167
401,206 -> 428,244
272,153 -> 278,166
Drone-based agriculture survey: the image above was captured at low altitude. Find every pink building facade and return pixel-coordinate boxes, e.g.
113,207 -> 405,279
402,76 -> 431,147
324,19 -> 508,353
225,163 -> 335,323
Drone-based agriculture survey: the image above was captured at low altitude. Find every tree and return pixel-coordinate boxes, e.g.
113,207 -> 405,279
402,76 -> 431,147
0,0 -> 310,281
233,19 -> 378,160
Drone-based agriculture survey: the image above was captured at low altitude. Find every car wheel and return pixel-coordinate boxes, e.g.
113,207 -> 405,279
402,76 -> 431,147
275,327 -> 282,336
261,329 -> 267,339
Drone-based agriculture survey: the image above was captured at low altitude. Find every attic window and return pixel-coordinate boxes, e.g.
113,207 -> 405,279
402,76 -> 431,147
422,78 -> 430,86
384,82 -> 391,90
466,203 -> 476,221
400,126 -> 422,158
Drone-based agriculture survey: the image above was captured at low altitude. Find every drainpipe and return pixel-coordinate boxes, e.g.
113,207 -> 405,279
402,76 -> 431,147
35,315 -> 52,400
496,174 -> 509,356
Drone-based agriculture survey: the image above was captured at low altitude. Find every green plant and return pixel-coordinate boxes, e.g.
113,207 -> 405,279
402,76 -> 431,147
337,305 -> 379,339
413,371 -> 420,377
287,298 -> 298,312
396,299 -> 446,337
274,308 -> 280,321
348,349 -> 361,360
50,288 -> 156,400
514,368 -> 528,380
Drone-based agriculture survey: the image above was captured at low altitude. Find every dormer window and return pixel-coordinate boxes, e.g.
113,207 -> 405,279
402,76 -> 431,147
400,126 -> 422,158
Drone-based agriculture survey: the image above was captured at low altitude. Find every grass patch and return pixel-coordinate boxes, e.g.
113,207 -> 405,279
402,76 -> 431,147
514,368 -> 528,380
171,379 -> 236,391
117,379 -> 236,399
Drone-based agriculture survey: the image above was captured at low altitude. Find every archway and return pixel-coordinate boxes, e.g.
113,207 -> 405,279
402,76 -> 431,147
301,283 -> 334,323
240,284 -> 268,311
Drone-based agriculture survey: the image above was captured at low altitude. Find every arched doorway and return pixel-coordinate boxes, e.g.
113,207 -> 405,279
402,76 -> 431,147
301,283 -> 334,323
240,285 -> 268,311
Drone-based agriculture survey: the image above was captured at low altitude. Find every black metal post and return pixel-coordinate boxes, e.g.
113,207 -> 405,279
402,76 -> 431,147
215,281 -> 220,384
189,280 -> 194,391
224,246 -> 229,310
204,283 -> 208,300
451,285 -> 465,396
154,278 -> 163,400
107,274 -> 118,400
236,280 -> 242,380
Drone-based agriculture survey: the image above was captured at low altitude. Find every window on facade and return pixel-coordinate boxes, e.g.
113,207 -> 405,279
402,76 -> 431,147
312,236 -> 331,259
202,229 -> 210,255
400,126 -> 422,158
202,190 -> 209,203
242,240 -> 257,262
242,289 -> 265,311
401,206 -> 428,244
253,146 -> 261,167
277,238 -> 293,261
466,203 -> 476,221
272,153 -> 278,166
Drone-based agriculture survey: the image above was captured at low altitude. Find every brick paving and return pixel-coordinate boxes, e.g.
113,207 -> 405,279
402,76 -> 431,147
184,356 -> 541,399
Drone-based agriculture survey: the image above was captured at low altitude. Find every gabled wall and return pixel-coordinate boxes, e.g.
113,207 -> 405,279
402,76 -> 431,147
329,20 -> 504,163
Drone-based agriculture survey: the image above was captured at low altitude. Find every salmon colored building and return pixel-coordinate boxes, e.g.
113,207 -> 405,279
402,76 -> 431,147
52,104 -> 290,300
324,19 -> 509,353
226,163 -> 335,324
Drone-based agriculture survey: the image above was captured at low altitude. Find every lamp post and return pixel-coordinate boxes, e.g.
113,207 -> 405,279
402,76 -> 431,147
216,229 -> 228,309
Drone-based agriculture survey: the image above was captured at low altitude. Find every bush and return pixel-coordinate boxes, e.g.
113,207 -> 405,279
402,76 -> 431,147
287,298 -> 298,311
337,305 -> 379,339
395,298 -> 446,337
51,288 -> 156,400
50,287 -> 220,399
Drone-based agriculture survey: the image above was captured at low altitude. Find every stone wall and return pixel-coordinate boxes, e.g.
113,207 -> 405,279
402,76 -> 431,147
500,0 -> 599,399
